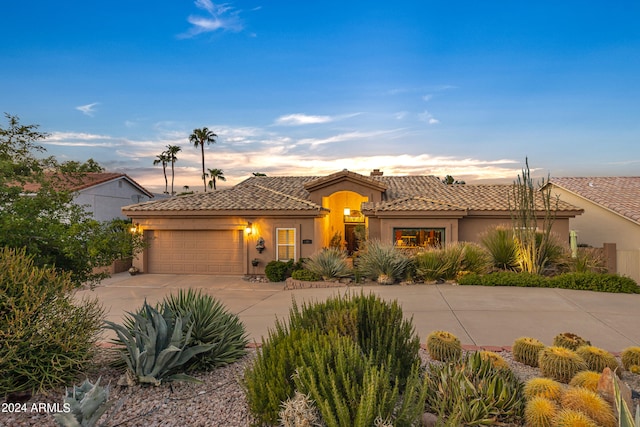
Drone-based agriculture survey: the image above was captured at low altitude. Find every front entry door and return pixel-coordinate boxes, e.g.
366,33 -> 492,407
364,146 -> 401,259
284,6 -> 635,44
345,224 -> 359,254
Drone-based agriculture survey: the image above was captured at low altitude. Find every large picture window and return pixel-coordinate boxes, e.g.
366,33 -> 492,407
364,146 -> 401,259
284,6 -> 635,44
276,228 -> 296,261
393,228 -> 444,248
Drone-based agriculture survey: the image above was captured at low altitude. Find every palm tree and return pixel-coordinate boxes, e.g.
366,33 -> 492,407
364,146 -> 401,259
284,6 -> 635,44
165,144 -> 181,195
189,127 -> 217,192
207,168 -> 226,190
153,151 -> 170,194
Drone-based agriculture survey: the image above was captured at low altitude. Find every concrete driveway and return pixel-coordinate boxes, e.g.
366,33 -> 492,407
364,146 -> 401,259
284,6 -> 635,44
77,273 -> 640,352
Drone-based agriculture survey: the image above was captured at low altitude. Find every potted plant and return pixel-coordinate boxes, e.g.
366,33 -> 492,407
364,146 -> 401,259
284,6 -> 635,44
251,259 -> 260,267
128,266 -> 139,276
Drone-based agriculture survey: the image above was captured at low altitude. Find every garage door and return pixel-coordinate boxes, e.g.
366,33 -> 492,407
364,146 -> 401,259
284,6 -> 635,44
147,230 -> 244,274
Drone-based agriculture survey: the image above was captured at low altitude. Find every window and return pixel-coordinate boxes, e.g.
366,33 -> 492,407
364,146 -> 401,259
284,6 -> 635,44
276,228 -> 296,261
393,228 -> 444,248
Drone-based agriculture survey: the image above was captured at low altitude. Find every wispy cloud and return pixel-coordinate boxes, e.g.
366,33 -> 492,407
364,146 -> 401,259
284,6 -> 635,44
422,94 -> 433,102
274,112 -> 361,126
75,102 -> 99,117
419,110 -> 439,125
179,0 -> 243,38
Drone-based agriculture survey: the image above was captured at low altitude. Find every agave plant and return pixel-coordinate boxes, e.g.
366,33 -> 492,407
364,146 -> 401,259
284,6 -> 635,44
614,375 -> 640,426
53,378 -> 115,427
104,301 -> 214,385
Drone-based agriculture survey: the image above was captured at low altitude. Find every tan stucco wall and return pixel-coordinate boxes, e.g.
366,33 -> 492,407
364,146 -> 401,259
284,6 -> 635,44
458,217 -> 571,245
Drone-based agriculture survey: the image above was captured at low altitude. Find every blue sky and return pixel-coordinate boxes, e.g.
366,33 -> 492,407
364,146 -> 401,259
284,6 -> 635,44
2,1 -> 639,193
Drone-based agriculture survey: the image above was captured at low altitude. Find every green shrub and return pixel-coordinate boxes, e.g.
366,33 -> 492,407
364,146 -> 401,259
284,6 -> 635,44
288,292 -> 421,386
549,272 -> 639,293
291,268 -> 321,281
415,243 -> 491,281
162,289 -> 248,371
265,259 -> 295,282
480,226 -> 518,271
303,248 -> 351,279
105,301 -> 215,385
425,351 -> 525,425
357,240 -> 410,284
460,242 -> 493,275
0,247 -> 104,395
457,271 -> 547,287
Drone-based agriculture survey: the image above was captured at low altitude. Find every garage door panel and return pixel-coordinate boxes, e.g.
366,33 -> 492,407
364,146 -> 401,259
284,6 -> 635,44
148,230 -> 244,274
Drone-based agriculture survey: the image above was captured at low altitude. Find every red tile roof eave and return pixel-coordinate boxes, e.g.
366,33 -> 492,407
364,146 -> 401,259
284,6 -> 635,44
122,208 -> 328,218
362,210 -> 468,219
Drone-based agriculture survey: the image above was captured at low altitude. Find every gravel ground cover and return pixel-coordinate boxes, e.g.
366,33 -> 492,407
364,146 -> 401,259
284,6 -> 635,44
4,348 -> 640,427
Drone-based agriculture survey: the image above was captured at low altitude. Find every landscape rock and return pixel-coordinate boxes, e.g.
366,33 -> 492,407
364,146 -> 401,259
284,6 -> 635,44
598,367 -> 633,414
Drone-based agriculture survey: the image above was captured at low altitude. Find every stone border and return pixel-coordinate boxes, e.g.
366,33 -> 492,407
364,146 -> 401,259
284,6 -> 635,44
284,277 -> 354,290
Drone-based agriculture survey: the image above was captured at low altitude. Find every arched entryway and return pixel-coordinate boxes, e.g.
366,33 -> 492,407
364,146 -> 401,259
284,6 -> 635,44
322,190 -> 368,253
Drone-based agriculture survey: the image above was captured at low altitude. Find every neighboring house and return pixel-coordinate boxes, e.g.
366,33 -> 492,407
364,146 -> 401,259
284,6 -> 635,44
547,177 -> 640,282
24,172 -> 154,221
123,169 -> 582,275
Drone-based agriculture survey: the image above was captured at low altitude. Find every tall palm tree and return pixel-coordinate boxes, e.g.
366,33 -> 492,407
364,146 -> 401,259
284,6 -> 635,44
189,127 -> 217,192
207,168 -> 226,190
153,151 -> 169,194
165,144 -> 181,195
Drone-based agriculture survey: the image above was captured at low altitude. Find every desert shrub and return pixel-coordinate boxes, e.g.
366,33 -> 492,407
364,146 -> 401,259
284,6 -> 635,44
287,292 -> 421,386
538,346 -> 588,384
425,351 -> 525,425
0,247 -> 104,395
569,247 -> 607,273
414,242 -> 490,282
357,240 -> 410,284
480,226 -> 518,270
105,301 -> 214,385
460,242 -> 493,275
303,248 -> 351,279
549,272 -> 639,293
265,259 -> 295,282
290,268 -> 321,281
457,271 -> 548,287
162,289 -> 248,371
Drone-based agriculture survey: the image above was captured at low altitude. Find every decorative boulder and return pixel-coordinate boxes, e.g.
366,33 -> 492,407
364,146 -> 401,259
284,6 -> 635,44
597,367 -> 633,413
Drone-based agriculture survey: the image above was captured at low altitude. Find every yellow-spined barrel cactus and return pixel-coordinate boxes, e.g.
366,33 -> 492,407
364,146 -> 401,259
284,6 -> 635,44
630,365 -> 640,374
478,350 -> 509,370
575,346 -> 620,375
621,346 -> 640,370
553,332 -> 590,351
552,409 -> 598,427
524,396 -> 559,427
426,330 -> 462,362
538,346 -> 588,383
513,336 -> 545,367
568,371 -> 601,392
560,387 -> 617,427
524,377 -> 564,402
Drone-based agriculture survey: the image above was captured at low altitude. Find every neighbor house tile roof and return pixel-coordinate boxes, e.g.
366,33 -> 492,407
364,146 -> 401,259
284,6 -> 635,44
21,172 -> 153,197
124,171 -> 581,215
549,177 -> 640,224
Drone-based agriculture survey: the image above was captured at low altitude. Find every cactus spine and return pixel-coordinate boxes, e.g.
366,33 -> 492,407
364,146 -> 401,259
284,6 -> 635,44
524,396 -> 558,427
513,336 -> 545,367
568,371 -> 601,392
538,346 -> 587,384
478,350 -> 509,370
575,345 -> 620,375
426,330 -> 461,362
560,387 -> 616,427
524,377 -> 564,402
553,332 -> 590,351
621,346 -> 640,370
552,409 -> 598,427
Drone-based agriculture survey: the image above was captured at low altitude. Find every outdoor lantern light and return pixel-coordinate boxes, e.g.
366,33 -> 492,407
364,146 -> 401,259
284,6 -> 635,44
343,208 -> 351,215
256,237 -> 265,253
130,223 -> 139,234
245,222 -> 252,234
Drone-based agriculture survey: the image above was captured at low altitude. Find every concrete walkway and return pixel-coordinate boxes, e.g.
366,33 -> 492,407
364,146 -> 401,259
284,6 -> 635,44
77,273 -> 640,352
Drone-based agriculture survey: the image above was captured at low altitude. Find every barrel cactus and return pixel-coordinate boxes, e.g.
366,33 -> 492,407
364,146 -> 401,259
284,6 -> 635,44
575,346 -> 620,375
621,346 -> 640,370
560,387 -> 616,427
538,346 -> 587,383
552,409 -> 598,427
524,396 -> 559,427
524,377 -> 564,402
568,371 -> 601,392
426,330 -> 462,362
478,350 -> 509,370
513,336 -> 545,367
553,332 -> 590,351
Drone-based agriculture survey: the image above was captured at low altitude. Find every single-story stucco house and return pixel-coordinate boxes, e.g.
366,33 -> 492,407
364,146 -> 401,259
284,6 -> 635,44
122,169 -> 582,275
546,177 -> 640,282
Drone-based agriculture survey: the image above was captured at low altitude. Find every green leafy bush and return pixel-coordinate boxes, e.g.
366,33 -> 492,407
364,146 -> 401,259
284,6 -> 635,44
162,289 -> 248,371
290,268 -> 321,281
357,240 -> 411,284
0,247 -> 104,395
303,248 -> 351,279
105,301 -> 214,385
458,270 -> 639,293
425,351 -> 525,425
265,259 -> 296,282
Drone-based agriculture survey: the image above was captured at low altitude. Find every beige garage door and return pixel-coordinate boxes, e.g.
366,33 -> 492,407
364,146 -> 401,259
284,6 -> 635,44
147,230 -> 244,274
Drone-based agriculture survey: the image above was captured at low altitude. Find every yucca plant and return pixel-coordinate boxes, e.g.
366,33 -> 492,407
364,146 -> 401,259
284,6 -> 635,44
105,301 -> 215,385
162,289 -> 248,371
460,242 -> 493,275
303,247 -> 352,280
480,226 -> 518,271
356,240 -> 410,284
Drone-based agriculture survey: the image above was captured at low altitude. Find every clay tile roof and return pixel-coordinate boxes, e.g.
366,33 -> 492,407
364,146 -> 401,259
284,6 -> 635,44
549,177 -> 640,224
21,172 -> 153,197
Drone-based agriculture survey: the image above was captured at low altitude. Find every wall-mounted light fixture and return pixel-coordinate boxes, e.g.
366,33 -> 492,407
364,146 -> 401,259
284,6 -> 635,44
129,223 -> 140,234
343,208 -> 351,216
245,222 -> 252,234
256,237 -> 265,253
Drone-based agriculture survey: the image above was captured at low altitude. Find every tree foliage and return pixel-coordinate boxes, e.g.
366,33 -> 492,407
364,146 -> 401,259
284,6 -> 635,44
0,114 -> 143,286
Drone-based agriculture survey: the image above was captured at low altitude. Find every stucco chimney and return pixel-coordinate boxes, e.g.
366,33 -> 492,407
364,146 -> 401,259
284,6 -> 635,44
370,169 -> 383,176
